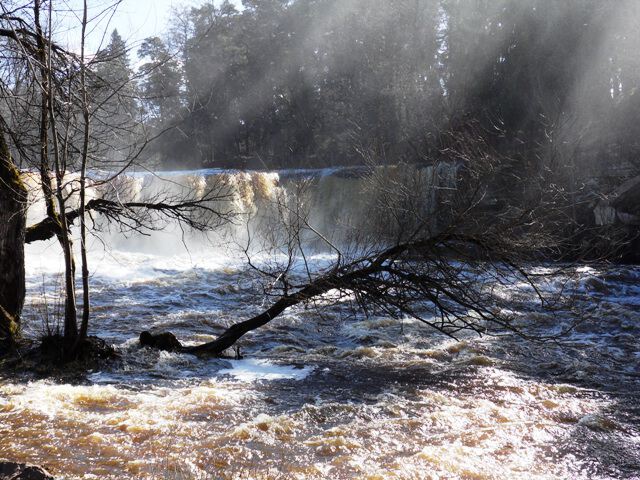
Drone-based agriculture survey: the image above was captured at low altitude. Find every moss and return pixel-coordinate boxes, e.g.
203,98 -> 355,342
0,131 -> 27,196
8,317 -> 20,337
25,224 -> 37,237
4,161 -> 26,193
0,306 -> 20,348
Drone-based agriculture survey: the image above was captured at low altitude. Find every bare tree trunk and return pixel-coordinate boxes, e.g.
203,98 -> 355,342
0,128 -> 27,350
78,0 -> 91,340
53,145 -> 79,344
44,1 -> 78,344
33,0 -> 76,342
33,0 -> 56,221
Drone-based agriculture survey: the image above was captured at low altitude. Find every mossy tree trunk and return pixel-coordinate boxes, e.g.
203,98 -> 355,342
0,128 -> 27,351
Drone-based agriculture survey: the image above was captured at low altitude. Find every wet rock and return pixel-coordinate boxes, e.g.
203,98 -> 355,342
465,355 -> 494,367
578,414 -> 620,432
139,331 -> 183,352
0,462 -> 54,480
39,335 -> 117,364
0,335 -> 119,380
583,277 -> 611,295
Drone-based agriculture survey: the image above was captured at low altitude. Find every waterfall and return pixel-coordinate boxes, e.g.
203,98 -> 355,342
23,163 -> 458,258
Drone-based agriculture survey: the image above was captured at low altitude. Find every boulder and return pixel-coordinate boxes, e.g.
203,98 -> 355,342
0,462 -> 54,480
139,331 -> 183,352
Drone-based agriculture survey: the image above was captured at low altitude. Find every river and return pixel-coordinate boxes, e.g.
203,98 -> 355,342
1,168 -> 639,479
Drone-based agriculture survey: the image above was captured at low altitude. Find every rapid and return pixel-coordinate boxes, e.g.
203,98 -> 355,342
1,168 -> 639,479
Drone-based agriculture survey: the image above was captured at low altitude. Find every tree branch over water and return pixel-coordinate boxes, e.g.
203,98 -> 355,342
144,137 -> 589,357
25,192 -> 234,244
151,231 -> 581,358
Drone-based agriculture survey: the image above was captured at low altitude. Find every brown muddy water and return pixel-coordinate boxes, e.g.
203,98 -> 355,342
2,170 -> 640,479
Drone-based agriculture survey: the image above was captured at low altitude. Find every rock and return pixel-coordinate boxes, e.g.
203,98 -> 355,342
578,414 -> 619,432
0,462 -> 54,480
139,331 -> 183,352
583,276 -> 611,295
39,335 -> 117,364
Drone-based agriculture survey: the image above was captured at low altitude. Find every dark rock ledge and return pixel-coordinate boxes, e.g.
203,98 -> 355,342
0,462 -> 54,480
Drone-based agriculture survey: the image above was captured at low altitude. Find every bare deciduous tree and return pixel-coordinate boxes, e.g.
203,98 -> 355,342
0,0 -> 234,359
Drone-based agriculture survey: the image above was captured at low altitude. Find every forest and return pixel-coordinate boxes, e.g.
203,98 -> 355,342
130,0 -> 640,177
1,1 -> 639,479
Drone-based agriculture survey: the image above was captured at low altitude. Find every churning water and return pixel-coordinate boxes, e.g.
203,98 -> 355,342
1,168 -> 639,479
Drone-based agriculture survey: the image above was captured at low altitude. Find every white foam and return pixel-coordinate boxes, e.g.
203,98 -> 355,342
219,359 -> 314,382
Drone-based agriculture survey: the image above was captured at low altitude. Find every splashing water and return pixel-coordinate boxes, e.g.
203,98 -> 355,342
2,168 -> 639,479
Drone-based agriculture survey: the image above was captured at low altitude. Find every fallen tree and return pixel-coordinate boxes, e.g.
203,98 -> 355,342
141,131 -> 587,357
189,239 -> 550,357
141,229 -> 581,357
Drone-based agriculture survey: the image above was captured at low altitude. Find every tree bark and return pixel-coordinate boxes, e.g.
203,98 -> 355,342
78,0 -> 91,340
184,297 -> 301,356
0,128 -> 27,350
184,272 -> 354,356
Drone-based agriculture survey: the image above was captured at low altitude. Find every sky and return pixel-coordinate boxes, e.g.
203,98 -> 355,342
58,0 -> 242,55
